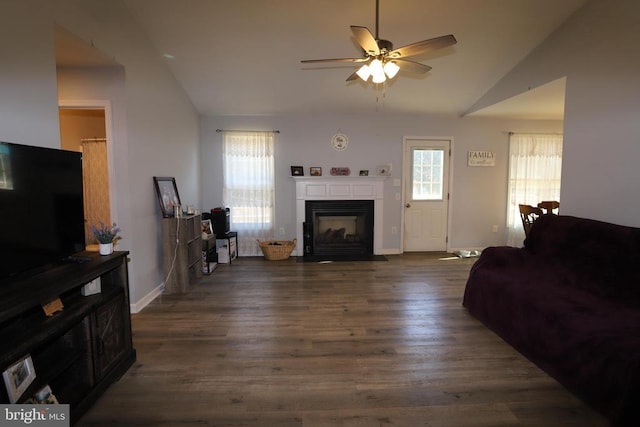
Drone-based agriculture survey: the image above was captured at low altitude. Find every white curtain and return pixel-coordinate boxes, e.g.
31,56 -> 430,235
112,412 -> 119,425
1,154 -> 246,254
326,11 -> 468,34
506,133 -> 563,247
222,131 -> 275,256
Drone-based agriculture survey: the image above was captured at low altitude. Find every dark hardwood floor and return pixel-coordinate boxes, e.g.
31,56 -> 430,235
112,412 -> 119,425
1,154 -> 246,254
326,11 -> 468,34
78,253 -> 607,426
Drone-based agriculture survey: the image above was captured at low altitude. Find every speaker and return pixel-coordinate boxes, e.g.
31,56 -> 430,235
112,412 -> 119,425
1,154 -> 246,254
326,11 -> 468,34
211,207 -> 230,235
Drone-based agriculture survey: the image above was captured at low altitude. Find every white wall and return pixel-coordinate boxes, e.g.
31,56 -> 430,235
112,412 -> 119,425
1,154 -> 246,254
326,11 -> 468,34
561,0 -> 640,225
201,114 -> 563,252
468,0 -> 640,227
0,2 -> 59,147
0,1 -> 201,309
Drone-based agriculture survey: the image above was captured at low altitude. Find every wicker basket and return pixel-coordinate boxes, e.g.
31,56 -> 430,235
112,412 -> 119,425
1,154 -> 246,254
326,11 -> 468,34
257,239 -> 297,261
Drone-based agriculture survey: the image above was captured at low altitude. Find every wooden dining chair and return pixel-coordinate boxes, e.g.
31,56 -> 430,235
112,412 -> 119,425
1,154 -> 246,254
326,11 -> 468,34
519,204 -> 543,237
537,200 -> 560,215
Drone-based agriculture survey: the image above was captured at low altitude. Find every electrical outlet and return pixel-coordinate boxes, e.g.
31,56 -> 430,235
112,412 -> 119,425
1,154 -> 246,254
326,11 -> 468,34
492,225 -> 498,232
279,227 -> 285,236
395,192 -> 401,201
391,226 -> 397,234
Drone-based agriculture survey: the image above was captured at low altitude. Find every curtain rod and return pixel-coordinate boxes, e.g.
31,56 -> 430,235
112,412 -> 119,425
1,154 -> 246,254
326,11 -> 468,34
80,137 -> 107,142
216,129 -> 280,133
506,131 -> 563,135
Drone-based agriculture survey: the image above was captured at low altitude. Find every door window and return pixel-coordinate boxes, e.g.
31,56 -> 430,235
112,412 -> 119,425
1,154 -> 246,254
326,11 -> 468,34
412,148 -> 444,200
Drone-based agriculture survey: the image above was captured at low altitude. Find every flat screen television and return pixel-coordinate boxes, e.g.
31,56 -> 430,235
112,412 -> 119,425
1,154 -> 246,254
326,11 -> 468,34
0,141 -> 85,282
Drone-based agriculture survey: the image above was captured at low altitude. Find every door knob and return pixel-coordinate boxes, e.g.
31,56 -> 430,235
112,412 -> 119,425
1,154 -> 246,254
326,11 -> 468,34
405,203 -> 411,208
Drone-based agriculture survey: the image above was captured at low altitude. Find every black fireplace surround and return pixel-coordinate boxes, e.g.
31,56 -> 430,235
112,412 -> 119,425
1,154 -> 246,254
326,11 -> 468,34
303,200 -> 374,258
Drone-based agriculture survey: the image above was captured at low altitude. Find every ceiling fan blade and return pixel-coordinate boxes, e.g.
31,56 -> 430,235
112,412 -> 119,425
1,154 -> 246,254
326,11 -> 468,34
350,26 -> 380,56
395,59 -> 432,74
388,34 -> 457,59
346,71 -> 360,82
301,57 -> 368,64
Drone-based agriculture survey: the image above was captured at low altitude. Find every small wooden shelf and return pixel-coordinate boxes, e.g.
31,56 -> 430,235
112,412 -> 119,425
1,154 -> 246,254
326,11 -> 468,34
162,214 -> 203,294
202,235 -> 217,274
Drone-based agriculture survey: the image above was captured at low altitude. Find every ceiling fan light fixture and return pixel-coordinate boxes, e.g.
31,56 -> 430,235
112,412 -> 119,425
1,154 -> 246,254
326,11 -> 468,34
356,64 -> 371,81
383,60 -> 400,79
370,59 -> 386,83
300,0 -> 457,86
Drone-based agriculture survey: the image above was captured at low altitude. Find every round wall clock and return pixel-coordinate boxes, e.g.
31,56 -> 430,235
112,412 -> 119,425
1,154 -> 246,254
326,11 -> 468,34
331,133 -> 349,151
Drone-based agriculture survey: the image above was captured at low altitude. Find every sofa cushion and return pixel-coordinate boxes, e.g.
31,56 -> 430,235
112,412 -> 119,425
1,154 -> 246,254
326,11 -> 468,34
524,215 -> 640,307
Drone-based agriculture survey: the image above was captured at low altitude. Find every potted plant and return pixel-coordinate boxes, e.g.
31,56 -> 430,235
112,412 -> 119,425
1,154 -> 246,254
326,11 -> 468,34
91,222 -> 121,255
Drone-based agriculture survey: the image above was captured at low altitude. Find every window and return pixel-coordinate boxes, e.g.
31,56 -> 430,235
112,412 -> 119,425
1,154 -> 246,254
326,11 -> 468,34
412,148 -> 444,200
506,133 -> 563,246
222,131 -> 275,256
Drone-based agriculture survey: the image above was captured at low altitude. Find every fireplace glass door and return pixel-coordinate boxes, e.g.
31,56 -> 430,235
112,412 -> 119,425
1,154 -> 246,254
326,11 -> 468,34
305,200 -> 374,257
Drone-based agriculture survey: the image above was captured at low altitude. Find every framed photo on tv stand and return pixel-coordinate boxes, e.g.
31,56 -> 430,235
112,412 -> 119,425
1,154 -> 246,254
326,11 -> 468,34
3,354 -> 36,403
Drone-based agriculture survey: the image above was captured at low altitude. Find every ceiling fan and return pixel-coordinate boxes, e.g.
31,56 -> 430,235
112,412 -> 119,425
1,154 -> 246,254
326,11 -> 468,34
301,0 -> 457,84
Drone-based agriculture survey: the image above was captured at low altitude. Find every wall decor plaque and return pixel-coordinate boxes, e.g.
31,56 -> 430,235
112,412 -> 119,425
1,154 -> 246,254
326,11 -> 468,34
468,150 -> 496,167
330,167 -> 350,176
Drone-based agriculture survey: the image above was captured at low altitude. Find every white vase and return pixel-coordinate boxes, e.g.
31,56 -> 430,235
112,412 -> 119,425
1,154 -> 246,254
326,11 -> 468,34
99,242 -> 114,256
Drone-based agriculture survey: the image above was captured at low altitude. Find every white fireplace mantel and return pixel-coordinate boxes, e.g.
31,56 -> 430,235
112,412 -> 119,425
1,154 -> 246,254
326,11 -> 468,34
293,176 -> 385,256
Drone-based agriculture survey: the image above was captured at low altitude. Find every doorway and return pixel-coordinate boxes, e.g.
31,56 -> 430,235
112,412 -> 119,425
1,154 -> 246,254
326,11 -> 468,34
402,138 -> 451,252
59,105 -> 112,247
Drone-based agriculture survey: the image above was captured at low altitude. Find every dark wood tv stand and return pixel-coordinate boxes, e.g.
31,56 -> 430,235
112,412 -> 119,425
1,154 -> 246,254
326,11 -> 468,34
0,251 -> 136,424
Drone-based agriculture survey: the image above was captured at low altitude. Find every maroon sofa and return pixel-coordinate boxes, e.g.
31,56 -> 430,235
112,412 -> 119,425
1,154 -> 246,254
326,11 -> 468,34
463,214 -> 640,426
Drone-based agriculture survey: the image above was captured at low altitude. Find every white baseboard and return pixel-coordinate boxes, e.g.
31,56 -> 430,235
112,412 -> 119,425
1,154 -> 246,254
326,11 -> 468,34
130,282 -> 164,314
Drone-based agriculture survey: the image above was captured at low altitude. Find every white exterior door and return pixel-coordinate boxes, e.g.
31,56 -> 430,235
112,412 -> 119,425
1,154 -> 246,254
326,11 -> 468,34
403,138 -> 450,252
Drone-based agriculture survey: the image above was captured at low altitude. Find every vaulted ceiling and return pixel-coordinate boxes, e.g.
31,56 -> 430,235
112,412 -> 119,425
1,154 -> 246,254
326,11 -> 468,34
58,1 -> 588,119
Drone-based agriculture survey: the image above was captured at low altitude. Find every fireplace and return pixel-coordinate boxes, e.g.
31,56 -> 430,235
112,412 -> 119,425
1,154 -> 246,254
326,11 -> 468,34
294,176 -> 385,257
304,200 -> 374,257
